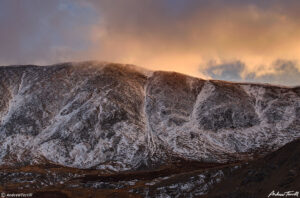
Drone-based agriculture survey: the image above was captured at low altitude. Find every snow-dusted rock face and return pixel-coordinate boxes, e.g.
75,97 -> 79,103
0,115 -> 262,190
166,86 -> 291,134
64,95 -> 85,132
0,61 -> 299,171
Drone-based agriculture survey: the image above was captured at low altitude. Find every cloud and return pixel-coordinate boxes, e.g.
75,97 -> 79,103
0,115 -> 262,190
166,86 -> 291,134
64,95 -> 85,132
203,61 -> 245,82
246,60 -> 300,86
203,59 -> 300,86
0,0 -> 299,85
0,0 -> 95,65
82,0 -> 300,79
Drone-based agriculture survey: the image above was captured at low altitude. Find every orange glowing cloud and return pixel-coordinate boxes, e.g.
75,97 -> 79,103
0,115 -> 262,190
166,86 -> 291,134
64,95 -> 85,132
79,0 -> 300,85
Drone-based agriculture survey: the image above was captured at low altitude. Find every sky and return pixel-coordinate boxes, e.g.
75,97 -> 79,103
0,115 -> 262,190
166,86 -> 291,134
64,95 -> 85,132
0,0 -> 300,86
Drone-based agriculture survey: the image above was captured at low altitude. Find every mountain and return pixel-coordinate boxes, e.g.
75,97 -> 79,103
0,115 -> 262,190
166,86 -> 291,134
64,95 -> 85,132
0,61 -> 299,171
0,61 -> 299,197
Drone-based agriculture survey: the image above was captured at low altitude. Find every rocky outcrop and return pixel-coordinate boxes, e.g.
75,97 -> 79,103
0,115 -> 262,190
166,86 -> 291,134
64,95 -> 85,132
0,61 -> 299,171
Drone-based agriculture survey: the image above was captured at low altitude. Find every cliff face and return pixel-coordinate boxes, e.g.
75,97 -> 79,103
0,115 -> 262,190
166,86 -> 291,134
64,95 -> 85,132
0,61 -> 299,171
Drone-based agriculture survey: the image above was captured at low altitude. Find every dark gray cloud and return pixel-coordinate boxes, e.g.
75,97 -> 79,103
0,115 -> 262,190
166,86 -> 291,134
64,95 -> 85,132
246,60 -> 300,86
203,60 -> 300,86
0,0 -> 95,65
204,61 -> 245,82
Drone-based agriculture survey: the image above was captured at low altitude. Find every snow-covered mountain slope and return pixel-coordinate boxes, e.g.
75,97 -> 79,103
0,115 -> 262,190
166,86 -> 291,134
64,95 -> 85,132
0,61 -> 299,171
